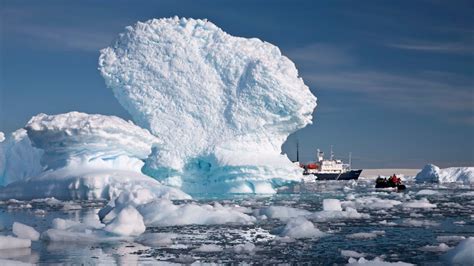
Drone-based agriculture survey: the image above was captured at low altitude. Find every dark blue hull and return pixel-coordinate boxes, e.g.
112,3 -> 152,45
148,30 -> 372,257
313,169 -> 362,180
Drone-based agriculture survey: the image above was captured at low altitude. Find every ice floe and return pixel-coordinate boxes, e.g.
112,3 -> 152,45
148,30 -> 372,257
12,222 -> 40,241
415,164 -> 474,184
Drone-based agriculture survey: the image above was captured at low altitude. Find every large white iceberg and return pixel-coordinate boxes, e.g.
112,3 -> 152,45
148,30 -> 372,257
415,164 -> 474,184
99,17 -> 317,193
0,112 -> 189,200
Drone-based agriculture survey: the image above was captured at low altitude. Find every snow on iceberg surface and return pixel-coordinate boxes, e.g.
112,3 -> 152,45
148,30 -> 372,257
415,164 -> 474,184
99,17 -> 317,193
0,112 -> 189,200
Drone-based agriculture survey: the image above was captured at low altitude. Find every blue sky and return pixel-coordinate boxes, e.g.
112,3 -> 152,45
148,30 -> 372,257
1,0 -> 473,168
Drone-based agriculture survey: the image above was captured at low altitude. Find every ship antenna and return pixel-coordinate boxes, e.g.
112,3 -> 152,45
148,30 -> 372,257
330,145 -> 334,160
349,152 -> 352,169
296,140 -> 300,162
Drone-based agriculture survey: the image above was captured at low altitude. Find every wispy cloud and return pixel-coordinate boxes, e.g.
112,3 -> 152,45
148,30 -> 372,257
287,43 -> 474,124
0,6 -> 125,52
387,41 -> 474,55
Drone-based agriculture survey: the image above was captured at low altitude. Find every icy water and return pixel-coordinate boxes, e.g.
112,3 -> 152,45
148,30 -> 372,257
0,179 -> 473,265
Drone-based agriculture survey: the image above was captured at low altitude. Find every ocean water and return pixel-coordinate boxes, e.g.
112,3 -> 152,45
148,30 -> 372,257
0,179 -> 472,265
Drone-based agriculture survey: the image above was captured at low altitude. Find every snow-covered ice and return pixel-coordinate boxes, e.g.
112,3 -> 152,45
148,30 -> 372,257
323,198 -> 342,211
0,112 -> 190,201
99,17 -> 317,194
415,164 -> 474,184
347,257 -> 414,265
0,236 -> 31,250
279,217 -> 325,239
12,222 -> 40,241
104,206 -> 146,236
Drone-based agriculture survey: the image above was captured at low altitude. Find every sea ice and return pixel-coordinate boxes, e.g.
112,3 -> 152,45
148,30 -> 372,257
100,190 -> 255,227
258,206 -> 311,221
193,244 -> 223,252
340,250 -> 366,258
323,199 -> 342,211
346,231 -> 385,240
12,222 -> 40,241
415,164 -> 474,184
419,243 -> 451,252
104,205 -> 146,236
342,196 -> 402,210
136,233 -> 177,247
347,257 -> 414,266
0,236 -> 31,250
99,17 -> 317,194
0,259 -> 33,266
232,243 -> 256,254
279,217 -> 325,239
403,198 -> 436,209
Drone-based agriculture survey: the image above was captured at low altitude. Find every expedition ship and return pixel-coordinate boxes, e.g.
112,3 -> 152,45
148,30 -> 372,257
298,146 -> 362,181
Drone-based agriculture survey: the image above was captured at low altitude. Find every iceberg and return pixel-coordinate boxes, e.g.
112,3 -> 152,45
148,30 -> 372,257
0,129 -> 43,186
0,112 -> 189,200
415,164 -> 474,184
99,17 -> 317,193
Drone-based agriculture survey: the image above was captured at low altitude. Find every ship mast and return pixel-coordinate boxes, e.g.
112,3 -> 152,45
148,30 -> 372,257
296,140 -> 300,162
330,145 -> 334,160
349,152 -> 352,169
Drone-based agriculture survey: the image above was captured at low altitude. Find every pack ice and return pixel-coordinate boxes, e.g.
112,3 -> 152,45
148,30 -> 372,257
415,164 -> 474,184
99,17 -> 317,193
0,112 -> 189,200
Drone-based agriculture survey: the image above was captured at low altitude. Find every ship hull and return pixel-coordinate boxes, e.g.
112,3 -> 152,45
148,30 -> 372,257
313,169 -> 362,181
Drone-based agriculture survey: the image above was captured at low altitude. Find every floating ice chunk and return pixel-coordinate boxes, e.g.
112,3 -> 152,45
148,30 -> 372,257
436,235 -> 466,243
415,164 -> 474,184
12,222 -> 40,241
0,236 -> 31,250
341,250 -> 366,258
0,129 -> 43,186
136,233 -> 177,247
232,243 -> 256,254
323,199 -> 342,211
347,257 -> 414,265
138,199 -> 256,226
99,17 -> 317,194
403,198 -> 436,209
401,219 -> 440,227
279,217 -> 325,239
0,132 -> 4,142
416,189 -> 439,196
104,206 -> 146,236
311,207 -> 369,222
101,190 -> 255,226
343,196 -> 401,210
346,231 -> 384,240
419,243 -> 451,252
379,220 -> 397,226
442,237 -> 474,265
0,259 -> 33,266
258,206 -> 311,221
193,244 -> 223,252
